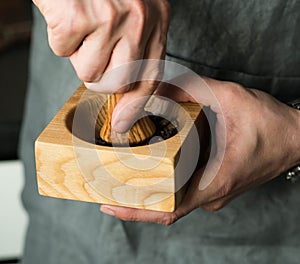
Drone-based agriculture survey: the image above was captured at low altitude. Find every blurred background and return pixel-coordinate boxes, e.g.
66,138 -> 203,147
0,0 -> 32,263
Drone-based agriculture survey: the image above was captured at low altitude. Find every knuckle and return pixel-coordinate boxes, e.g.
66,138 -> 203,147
142,63 -> 164,84
46,10 -> 67,33
46,15 -> 61,33
78,72 -> 97,83
50,47 -> 67,57
157,36 -> 167,51
160,213 -> 177,226
70,17 -> 89,37
108,4 -> 118,23
131,0 -> 146,20
219,81 -> 244,103
159,0 -> 171,19
163,0 -> 171,13
47,33 -> 67,57
123,100 -> 144,114
144,79 -> 160,90
130,0 -> 146,34
76,67 -> 99,83
102,0 -> 119,25
47,23 -> 72,56
114,85 -> 131,94
48,42 -> 70,57
125,213 -> 138,222
201,202 -> 224,212
218,181 -> 233,199
220,84 -> 236,101
46,5 -> 90,57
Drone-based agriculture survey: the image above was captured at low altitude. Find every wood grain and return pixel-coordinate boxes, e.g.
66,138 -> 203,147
35,84 -> 207,212
99,94 -> 156,145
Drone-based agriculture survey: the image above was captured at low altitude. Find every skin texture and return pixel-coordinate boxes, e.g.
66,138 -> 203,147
100,77 -> 300,225
33,0 -> 170,132
33,0 -> 300,225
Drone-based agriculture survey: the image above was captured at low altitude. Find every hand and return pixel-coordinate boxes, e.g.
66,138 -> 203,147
100,76 -> 300,225
33,0 -> 170,132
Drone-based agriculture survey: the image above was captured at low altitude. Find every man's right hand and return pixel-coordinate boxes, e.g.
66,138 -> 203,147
33,0 -> 170,132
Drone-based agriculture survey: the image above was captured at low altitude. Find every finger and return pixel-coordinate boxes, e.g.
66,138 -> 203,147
47,22 -> 90,57
159,76 -> 228,194
200,187 -> 246,211
88,1 -> 169,132
84,35 -> 152,133
174,75 -> 215,106
200,194 -> 237,212
111,80 -> 159,132
155,73 -> 230,118
99,174 -> 201,225
84,35 -> 146,94
180,163 -> 228,207
154,82 -> 195,103
70,29 -> 118,82
35,0 -> 89,57
100,205 -> 179,226
110,27 -> 167,133
32,0 -> 53,15
156,76 -> 227,195
85,0 -> 152,92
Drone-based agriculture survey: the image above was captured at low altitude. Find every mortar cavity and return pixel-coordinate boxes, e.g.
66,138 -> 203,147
66,94 -> 183,147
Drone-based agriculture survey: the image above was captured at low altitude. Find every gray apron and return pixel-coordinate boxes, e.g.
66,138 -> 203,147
20,1 -> 300,263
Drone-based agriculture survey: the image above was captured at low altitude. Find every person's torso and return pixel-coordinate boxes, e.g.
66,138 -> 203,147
167,0 -> 300,101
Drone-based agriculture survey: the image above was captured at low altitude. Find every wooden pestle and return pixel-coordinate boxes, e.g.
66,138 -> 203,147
99,94 -> 156,146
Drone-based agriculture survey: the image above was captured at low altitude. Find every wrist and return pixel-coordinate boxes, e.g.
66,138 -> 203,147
284,100 -> 300,182
295,110 -> 300,164
288,103 -> 300,166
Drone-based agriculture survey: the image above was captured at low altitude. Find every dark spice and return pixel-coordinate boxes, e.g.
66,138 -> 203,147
96,115 -> 178,147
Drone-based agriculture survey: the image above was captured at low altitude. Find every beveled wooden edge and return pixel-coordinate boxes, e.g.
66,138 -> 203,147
36,84 -> 203,162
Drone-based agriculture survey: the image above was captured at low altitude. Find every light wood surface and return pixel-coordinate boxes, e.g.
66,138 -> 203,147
35,84 -> 207,212
99,94 -> 156,145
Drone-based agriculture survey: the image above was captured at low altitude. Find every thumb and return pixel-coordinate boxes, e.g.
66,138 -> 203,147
111,81 -> 158,133
159,73 -> 222,114
86,60 -> 165,133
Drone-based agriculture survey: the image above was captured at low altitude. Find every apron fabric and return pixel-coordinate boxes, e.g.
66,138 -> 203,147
20,1 -> 300,263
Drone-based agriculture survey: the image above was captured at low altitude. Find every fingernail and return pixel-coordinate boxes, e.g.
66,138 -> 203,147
112,120 -> 130,133
100,206 -> 115,216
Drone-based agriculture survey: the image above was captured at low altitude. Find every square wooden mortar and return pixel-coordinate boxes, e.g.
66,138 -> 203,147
35,84 -> 208,212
